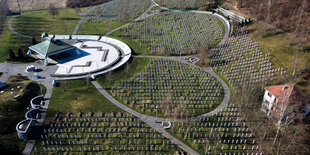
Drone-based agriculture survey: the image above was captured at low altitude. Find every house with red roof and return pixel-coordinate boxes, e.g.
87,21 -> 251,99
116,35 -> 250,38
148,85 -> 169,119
262,84 -> 310,124
261,84 -> 295,116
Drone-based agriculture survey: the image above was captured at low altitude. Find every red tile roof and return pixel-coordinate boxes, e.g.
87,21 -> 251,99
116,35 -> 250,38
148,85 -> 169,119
264,84 -> 294,104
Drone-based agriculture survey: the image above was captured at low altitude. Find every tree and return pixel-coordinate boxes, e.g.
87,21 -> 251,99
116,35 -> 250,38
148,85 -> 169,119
48,4 -> 59,19
94,7 -> 102,20
197,47 -> 209,66
125,63 -> 130,77
122,7 -> 129,22
32,37 -> 37,45
17,48 -> 24,59
8,49 -> 15,60
106,71 -> 112,83
74,6 -> 81,16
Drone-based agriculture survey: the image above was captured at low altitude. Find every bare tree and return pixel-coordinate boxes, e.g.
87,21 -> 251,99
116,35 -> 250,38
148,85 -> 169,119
0,0 -> 9,33
48,4 -> 59,19
295,0 -> 307,34
125,62 -> 130,77
94,7 -> 102,20
106,71 -> 112,83
197,46 -> 209,66
74,6 -> 81,16
122,7 -> 129,22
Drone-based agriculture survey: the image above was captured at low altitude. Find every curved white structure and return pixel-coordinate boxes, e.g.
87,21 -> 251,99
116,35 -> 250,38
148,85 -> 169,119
72,35 -> 100,40
50,35 -> 131,78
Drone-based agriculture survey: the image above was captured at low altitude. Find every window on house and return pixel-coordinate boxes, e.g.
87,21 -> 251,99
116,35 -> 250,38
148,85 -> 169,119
268,92 -> 272,97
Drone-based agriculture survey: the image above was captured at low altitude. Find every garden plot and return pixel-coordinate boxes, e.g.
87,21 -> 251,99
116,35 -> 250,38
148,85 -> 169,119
209,26 -> 286,87
155,0 -> 198,9
32,112 -> 180,154
85,0 -> 151,22
169,103 -> 261,154
111,59 -> 224,117
126,12 -> 224,55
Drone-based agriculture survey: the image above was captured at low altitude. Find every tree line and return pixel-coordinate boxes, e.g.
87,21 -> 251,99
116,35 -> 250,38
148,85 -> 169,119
66,0 -> 112,8
0,0 -> 9,35
225,0 -> 309,38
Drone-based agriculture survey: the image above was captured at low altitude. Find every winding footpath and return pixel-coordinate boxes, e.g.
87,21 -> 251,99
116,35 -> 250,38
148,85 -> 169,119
8,15 -> 32,38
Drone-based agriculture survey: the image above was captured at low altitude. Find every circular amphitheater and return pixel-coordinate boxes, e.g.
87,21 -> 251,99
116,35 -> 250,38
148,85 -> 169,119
29,35 -> 132,79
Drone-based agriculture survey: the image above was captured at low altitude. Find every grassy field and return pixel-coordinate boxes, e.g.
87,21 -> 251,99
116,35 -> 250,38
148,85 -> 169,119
97,57 -> 151,88
47,80 -> 121,117
0,18 -> 32,63
247,21 -> 310,76
77,20 -> 125,36
12,9 -> 80,37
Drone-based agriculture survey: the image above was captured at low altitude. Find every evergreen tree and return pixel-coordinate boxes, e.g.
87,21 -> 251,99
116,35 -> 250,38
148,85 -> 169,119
17,48 -> 24,59
32,37 -> 37,45
8,49 -> 15,60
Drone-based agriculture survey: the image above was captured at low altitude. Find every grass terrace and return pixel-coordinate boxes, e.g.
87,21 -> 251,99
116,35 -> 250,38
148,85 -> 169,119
77,20 -> 125,36
12,9 -> 80,37
0,18 -> 32,63
47,80 -> 120,117
109,59 -> 225,118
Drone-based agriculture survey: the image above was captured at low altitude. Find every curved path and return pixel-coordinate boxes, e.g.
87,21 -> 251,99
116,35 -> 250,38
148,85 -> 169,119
8,15 -> 32,38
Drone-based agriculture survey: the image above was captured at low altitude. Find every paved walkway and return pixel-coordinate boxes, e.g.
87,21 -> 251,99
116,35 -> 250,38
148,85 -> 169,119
8,15 -> 32,38
92,81 -> 199,155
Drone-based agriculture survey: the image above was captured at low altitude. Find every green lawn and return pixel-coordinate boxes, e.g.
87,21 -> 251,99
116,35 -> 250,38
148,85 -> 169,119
0,18 -> 32,63
77,20 -> 125,36
12,9 -> 80,37
108,29 -> 150,55
97,57 -> 151,88
47,80 -> 121,117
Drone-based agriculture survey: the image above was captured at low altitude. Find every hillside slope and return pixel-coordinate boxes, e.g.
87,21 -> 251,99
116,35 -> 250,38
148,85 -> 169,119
9,0 -> 67,11
223,0 -> 309,40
